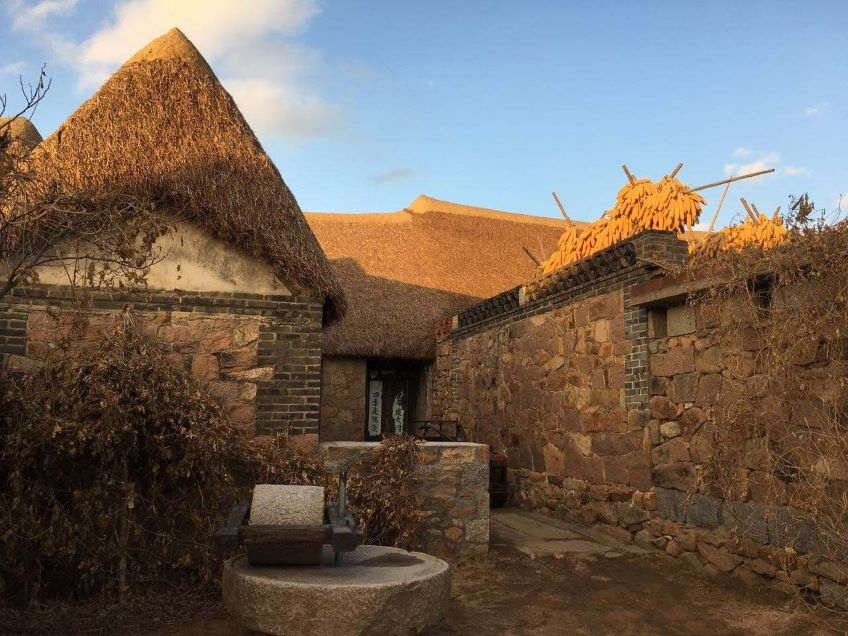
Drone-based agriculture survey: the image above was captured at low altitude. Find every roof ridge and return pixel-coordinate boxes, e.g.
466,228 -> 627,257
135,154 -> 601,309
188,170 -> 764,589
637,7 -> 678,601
406,194 -> 579,227
121,27 -> 216,77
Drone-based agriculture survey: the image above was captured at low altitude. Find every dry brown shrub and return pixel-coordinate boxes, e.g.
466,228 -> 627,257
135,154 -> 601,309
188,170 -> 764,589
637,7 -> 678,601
0,313 -> 425,606
0,311 -> 247,604
346,435 -> 424,549
680,197 -> 848,615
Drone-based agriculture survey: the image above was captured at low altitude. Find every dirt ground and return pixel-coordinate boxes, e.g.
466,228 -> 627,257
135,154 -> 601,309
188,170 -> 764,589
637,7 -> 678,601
2,510 -> 838,635
154,545 -> 832,636
428,542 -> 820,635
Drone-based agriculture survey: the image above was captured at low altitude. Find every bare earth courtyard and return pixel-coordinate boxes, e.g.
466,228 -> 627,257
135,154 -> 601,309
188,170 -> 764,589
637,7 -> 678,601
129,509 -> 823,636
0,508 -> 834,634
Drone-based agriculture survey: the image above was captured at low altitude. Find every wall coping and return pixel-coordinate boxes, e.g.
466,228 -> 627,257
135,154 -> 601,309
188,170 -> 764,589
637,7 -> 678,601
320,441 -> 486,450
439,230 -> 689,338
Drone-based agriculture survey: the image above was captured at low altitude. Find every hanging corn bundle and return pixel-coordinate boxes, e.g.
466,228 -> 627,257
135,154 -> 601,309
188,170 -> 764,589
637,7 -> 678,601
691,212 -> 789,264
537,175 -> 706,275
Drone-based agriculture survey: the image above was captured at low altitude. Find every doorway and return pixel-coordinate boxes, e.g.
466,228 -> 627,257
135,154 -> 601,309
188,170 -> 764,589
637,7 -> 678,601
364,358 -> 424,440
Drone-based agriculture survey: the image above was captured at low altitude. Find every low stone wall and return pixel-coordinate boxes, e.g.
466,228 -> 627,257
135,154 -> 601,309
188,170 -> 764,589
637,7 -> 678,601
321,441 -> 489,559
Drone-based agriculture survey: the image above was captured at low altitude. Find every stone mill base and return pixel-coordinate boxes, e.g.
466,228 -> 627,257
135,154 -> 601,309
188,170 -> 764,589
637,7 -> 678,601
223,545 -> 450,635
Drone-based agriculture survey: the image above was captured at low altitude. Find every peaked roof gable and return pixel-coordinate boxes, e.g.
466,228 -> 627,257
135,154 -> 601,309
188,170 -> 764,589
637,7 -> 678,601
26,28 -> 344,319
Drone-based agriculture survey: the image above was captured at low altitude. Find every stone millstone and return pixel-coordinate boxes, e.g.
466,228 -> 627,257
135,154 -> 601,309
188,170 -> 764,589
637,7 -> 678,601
249,484 -> 324,526
223,545 -> 450,635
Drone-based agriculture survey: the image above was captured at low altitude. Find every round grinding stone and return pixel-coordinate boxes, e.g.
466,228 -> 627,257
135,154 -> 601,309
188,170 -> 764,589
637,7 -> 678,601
223,545 -> 450,635
249,484 -> 325,527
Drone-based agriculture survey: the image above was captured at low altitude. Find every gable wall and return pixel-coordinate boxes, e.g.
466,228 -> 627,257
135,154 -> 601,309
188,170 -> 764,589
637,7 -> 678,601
29,221 -> 290,295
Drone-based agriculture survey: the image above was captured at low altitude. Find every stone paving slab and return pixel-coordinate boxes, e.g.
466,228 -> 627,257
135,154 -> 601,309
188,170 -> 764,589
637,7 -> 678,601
490,509 -> 649,559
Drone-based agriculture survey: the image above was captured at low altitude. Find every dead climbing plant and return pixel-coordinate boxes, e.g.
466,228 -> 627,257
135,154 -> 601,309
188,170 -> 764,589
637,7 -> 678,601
677,196 -> 848,613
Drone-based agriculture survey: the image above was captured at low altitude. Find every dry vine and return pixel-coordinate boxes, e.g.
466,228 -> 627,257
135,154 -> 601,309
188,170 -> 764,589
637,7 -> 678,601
679,195 -> 848,616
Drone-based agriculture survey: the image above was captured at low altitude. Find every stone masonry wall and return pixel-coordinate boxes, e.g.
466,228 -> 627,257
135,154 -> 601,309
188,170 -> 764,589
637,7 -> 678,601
453,290 -> 643,487
636,290 -> 848,607
430,232 -> 689,531
319,356 -> 367,442
322,441 -> 489,559
431,232 -> 848,605
0,285 -> 323,436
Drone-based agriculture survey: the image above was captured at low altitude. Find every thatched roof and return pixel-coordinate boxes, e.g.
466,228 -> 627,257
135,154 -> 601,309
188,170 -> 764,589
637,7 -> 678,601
0,117 -> 42,149
305,196 -> 580,358
19,28 -> 344,320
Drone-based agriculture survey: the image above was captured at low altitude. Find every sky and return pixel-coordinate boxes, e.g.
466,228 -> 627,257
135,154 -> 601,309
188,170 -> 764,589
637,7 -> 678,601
1,0 -> 846,228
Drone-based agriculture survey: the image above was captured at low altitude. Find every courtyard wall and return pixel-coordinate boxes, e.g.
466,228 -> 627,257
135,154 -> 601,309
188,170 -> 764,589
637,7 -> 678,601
431,230 -> 848,605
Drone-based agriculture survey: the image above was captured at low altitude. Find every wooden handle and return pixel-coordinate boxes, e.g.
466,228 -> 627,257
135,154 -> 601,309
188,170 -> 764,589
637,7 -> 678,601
707,181 -> 732,233
522,245 -> 541,266
739,198 -> 759,223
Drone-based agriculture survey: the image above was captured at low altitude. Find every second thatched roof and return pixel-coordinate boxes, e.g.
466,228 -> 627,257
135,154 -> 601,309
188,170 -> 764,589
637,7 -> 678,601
17,28 -> 344,320
306,196 -> 580,358
0,117 -> 42,150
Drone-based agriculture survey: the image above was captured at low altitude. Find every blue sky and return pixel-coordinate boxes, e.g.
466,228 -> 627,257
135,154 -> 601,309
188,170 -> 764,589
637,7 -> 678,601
1,1 -> 846,227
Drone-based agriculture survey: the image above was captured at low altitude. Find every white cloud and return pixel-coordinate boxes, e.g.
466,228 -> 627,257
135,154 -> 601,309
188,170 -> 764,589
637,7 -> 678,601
226,78 -> 340,139
723,152 -> 780,181
724,150 -> 810,182
732,147 -> 752,158
8,0 -> 77,30
803,101 -> 828,117
0,61 -> 26,76
783,166 -> 811,177
7,0 -> 341,140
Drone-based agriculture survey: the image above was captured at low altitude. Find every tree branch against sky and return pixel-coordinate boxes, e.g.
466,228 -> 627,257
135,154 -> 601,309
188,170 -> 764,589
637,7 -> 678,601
0,68 -> 167,301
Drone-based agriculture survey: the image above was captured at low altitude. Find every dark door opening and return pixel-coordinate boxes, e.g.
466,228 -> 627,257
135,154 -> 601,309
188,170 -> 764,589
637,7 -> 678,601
364,358 -> 423,440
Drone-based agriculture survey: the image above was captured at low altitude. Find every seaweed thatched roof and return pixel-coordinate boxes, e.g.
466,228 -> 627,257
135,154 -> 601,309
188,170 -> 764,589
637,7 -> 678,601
0,117 -> 42,149
305,196 -> 581,359
20,28 -> 344,320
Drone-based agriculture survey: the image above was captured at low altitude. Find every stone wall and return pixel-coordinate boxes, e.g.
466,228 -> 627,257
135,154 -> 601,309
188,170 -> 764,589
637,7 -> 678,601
633,286 -> 848,605
321,441 -> 489,559
430,231 -> 848,604
430,232 -> 688,520
319,356 -> 367,441
452,290 -> 643,487
0,285 -> 323,436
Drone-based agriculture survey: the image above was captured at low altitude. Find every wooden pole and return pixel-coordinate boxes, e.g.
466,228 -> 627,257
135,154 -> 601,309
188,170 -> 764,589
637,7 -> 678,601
707,181 -> 732,233
537,237 -> 547,262
551,191 -> 573,225
522,246 -> 541,266
739,198 -> 759,223
621,164 -> 636,184
669,162 -> 683,178
689,168 -> 775,193
751,202 -> 762,218
773,205 -> 781,221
